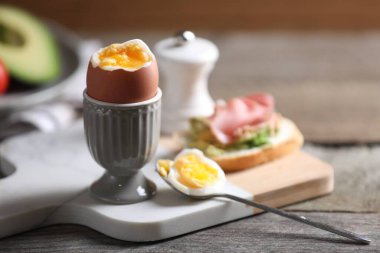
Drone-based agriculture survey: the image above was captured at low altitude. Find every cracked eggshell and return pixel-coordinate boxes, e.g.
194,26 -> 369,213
86,41 -> 159,104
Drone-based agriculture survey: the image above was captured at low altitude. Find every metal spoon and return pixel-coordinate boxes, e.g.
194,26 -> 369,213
156,171 -> 371,245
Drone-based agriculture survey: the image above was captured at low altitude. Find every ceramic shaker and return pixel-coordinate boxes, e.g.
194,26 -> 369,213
155,31 -> 219,133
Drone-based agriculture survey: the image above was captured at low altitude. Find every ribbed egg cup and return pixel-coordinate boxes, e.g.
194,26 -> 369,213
83,89 -> 161,204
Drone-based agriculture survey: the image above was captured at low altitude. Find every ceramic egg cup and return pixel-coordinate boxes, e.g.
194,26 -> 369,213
83,89 -> 161,204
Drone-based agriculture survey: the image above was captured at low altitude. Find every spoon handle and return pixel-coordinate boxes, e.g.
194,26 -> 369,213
218,193 -> 371,245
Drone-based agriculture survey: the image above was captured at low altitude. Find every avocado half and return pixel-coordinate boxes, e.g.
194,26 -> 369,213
0,5 -> 61,84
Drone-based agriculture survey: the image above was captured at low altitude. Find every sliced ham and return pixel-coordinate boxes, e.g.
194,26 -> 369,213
209,93 -> 274,144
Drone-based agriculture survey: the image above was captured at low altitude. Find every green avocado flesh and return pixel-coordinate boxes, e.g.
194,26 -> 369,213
0,5 -> 61,84
188,118 -> 275,158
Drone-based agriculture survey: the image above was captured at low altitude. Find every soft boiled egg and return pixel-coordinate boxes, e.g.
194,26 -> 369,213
86,39 -> 159,104
156,149 -> 226,196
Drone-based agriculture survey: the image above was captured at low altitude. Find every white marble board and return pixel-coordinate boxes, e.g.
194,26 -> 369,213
0,121 -> 333,241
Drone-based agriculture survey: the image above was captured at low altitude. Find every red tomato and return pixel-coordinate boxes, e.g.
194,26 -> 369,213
0,60 -> 9,95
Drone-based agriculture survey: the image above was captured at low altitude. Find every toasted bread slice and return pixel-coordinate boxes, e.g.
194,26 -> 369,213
213,118 -> 304,172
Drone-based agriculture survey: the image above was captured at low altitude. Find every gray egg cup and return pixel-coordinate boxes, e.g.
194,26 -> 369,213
83,89 -> 161,204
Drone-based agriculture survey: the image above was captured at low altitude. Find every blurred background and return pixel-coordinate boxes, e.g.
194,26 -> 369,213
1,0 -> 380,143
5,0 -> 380,31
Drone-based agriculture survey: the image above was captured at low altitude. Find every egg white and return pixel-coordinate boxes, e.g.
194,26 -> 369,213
166,149 -> 226,196
91,39 -> 155,72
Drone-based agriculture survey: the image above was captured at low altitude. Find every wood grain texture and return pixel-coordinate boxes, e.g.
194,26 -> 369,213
5,0 -> 380,31
288,144 -> 380,213
227,151 -> 333,213
0,212 -> 378,252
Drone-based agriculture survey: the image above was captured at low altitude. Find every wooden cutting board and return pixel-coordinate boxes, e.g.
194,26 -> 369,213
0,122 -> 333,241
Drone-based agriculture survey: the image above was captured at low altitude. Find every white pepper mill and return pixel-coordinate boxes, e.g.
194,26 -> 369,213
155,31 -> 219,134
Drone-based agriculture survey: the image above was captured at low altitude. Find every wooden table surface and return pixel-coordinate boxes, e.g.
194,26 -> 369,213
1,31 -> 380,252
0,213 -> 378,253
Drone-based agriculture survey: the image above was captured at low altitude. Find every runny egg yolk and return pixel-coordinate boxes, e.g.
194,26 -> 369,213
174,154 -> 219,189
98,43 -> 152,68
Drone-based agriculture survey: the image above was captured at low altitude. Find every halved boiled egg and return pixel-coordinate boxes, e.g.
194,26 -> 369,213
86,39 -> 159,104
157,149 -> 226,196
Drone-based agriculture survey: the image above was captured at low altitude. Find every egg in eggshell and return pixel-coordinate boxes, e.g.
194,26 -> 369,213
86,39 -> 159,104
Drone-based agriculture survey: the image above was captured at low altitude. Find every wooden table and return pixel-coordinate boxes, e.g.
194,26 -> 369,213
1,32 -> 379,252
0,213 -> 378,252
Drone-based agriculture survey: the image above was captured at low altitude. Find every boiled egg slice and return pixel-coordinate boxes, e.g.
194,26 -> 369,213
156,149 -> 226,196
